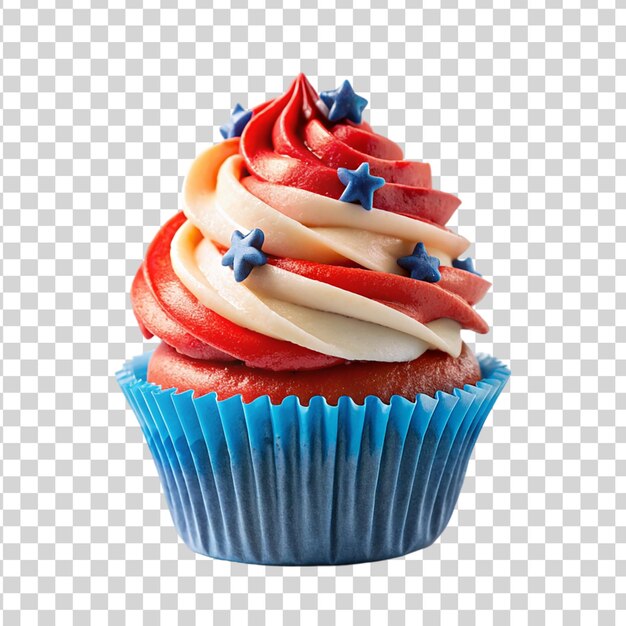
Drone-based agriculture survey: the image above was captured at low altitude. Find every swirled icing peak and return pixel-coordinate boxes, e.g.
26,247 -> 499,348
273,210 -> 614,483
131,75 -> 491,371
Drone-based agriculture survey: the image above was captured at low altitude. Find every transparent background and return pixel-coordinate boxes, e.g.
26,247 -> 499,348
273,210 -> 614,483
1,1 -> 624,624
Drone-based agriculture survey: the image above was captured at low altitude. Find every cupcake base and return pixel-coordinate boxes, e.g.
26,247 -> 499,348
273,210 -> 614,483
116,352 -> 509,565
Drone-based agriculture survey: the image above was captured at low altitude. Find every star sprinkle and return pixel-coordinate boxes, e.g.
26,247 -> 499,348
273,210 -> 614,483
320,80 -> 368,124
397,243 -> 442,283
221,228 -> 268,282
337,162 -> 385,211
219,103 -> 253,139
452,256 -> 481,276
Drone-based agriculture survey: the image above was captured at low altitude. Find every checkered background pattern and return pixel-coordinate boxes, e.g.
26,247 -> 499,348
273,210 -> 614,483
1,0 -> 624,624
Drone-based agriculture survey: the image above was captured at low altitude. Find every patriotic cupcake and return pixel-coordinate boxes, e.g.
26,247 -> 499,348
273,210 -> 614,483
117,75 -> 509,565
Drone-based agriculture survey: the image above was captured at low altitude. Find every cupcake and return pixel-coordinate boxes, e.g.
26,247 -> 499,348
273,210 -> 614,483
117,74 -> 509,565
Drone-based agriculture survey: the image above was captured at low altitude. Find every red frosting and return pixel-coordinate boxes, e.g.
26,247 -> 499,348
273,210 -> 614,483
133,212 -> 490,370
240,74 -> 460,224
148,341 -> 481,404
135,212 -> 343,371
131,74 -> 491,395
266,256 -> 489,333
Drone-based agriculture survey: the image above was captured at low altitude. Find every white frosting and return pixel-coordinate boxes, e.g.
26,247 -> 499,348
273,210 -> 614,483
173,140 -> 469,361
184,143 -> 469,272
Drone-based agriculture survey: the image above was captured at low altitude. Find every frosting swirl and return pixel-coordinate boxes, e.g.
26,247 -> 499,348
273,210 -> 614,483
132,75 -> 490,371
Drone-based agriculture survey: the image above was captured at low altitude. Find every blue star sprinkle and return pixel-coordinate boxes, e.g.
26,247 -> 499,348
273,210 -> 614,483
337,162 -> 385,211
452,257 -> 481,276
219,103 -> 253,139
221,228 -> 268,282
320,80 -> 368,124
397,243 -> 442,283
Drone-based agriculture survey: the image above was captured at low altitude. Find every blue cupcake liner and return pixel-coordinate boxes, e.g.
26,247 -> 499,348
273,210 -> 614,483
116,352 -> 509,565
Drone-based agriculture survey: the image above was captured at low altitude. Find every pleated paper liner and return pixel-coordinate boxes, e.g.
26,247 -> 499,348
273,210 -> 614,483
117,351 -> 510,566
